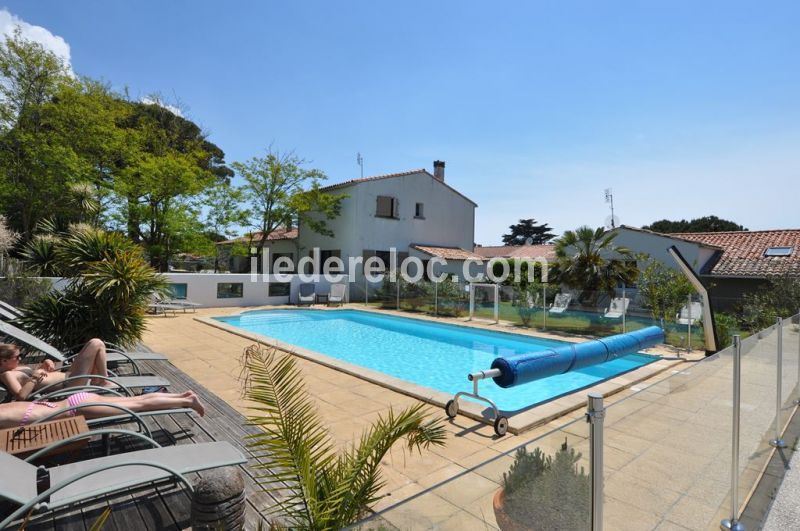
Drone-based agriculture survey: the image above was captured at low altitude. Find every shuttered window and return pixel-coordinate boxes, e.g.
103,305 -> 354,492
376,196 -> 399,218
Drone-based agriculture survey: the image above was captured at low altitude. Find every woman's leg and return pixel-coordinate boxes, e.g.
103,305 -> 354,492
73,391 -> 205,418
64,339 -> 108,387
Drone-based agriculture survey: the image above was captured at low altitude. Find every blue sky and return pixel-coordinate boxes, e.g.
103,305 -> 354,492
3,1 -> 799,244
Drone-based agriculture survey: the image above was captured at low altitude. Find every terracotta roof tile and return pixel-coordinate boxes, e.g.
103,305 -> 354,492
320,169 -> 478,207
410,245 -> 483,260
216,227 -> 298,245
668,230 -> 800,277
473,244 -> 556,260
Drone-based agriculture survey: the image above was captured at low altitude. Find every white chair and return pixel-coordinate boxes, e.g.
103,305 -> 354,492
328,284 -> 346,306
548,293 -> 572,314
677,301 -> 703,325
298,283 -> 316,305
604,297 -> 630,319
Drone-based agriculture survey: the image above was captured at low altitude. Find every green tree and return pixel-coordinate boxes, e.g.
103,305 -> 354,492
240,344 -> 446,530
740,275 -> 800,331
202,181 -> 249,272
554,226 -> 638,304
637,260 -> 695,322
502,219 -> 555,245
20,225 -> 165,348
233,148 -> 345,272
643,216 -> 746,233
112,100 -> 233,271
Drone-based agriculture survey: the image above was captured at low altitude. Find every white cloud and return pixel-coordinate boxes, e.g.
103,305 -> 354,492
0,9 -> 71,69
140,96 -> 184,118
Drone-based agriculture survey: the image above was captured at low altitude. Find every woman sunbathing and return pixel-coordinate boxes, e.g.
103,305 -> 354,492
0,390 -> 205,429
0,339 -> 110,400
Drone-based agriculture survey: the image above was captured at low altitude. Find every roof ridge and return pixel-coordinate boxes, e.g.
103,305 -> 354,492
671,229 -> 800,235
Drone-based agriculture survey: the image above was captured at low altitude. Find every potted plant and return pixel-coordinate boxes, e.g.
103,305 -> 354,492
494,440 -> 591,530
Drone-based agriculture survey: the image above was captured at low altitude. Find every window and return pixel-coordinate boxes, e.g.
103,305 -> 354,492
415,202 -> 424,218
764,247 -> 793,257
376,196 -> 399,218
268,282 -> 291,297
167,283 -> 187,300
320,249 -> 342,274
217,282 -> 243,298
270,252 -> 295,273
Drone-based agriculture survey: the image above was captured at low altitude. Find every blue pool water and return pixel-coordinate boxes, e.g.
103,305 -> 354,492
214,309 -> 656,412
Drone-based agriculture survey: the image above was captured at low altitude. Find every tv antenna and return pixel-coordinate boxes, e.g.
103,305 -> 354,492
356,152 -> 364,179
604,188 -> 618,229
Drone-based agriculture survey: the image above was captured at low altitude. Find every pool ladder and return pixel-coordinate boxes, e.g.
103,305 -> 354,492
445,368 -> 509,436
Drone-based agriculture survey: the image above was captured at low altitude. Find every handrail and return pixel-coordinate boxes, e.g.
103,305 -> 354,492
24,428 -> 161,462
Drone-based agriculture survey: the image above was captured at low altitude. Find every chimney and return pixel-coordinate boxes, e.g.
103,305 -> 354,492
433,160 -> 445,181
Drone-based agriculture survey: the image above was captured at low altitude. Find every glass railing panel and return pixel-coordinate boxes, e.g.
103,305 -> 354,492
603,350 -> 733,529
357,415 -> 591,530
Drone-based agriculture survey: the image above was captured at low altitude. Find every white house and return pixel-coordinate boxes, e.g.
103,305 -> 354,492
219,160 -> 480,284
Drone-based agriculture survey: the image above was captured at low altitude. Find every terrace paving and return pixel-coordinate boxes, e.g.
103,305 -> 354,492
140,304 -> 767,528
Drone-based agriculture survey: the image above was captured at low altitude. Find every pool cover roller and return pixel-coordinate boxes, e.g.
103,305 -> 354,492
490,326 -> 664,388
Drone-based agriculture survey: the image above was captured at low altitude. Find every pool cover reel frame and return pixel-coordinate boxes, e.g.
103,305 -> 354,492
445,326 -> 665,436
445,368 -> 508,436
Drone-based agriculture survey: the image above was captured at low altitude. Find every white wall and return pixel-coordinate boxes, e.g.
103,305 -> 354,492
299,171 -> 476,273
609,228 -> 716,273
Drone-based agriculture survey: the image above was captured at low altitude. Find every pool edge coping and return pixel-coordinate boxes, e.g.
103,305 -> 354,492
195,308 -> 685,434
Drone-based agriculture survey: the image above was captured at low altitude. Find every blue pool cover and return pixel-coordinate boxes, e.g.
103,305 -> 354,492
490,326 -> 664,388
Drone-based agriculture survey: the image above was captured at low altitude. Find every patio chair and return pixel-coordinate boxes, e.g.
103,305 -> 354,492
298,283 -> 316,305
0,440 -> 246,529
328,283 -> 346,306
154,294 -> 201,313
604,297 -> 630,319
677,301 -> 703,326
548,293 -> 572,314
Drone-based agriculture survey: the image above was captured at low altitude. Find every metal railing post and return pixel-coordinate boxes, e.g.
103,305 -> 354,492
468,283 -> 475,321
687,294 -> 693,352
542,284 -> 547,330
586,393 -> 604,531
770,317 -> 787,448
396,279 -> 400,310
721,335 -> 745,531
434,281 -> 438,316
621,285 -> 626,333
494,284 -> 499,324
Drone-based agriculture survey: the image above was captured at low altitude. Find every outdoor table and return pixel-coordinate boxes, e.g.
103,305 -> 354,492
1,416 -> 90,459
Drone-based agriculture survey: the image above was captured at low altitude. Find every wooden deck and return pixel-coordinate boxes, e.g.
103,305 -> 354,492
11,358 -> 277,531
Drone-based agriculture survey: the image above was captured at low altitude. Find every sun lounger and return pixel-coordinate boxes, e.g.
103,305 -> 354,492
677,301 -> 703,326
328,283 -> 346,306
548,293 -> 572,314
604,297 -> 630,319
0,300 -> 24,318
0,319 -> 167,367
0,305 -> 19,321
0,441 -> 246,529
298,283 -> 316,305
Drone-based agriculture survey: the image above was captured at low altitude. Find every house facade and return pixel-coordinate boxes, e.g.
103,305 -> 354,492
220,161 -> 479,283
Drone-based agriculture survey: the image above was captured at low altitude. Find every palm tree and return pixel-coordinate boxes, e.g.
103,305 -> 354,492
553,226 -> 638,304
240,345 -> 447,530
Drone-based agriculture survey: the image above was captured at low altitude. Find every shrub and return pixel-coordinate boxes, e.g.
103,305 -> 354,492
501,441 -> 591,530
714,313 -> 739,349
19,225 -> 165,349
740,275 -> 800,332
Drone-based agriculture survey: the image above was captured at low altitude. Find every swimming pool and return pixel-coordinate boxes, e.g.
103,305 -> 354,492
214,309 -> 657,412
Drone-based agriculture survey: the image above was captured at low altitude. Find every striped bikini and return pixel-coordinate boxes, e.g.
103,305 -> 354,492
19,391 -> 99,427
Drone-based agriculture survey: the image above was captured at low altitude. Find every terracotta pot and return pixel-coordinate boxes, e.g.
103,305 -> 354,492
493,488 -> 530,531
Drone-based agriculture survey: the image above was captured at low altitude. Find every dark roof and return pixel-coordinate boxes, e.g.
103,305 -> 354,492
320,169 -> 478,207
667,230 -> 800,277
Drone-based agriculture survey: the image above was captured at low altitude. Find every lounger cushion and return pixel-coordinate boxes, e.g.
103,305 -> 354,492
0,452 -> 39,505
48,442 -> 246,508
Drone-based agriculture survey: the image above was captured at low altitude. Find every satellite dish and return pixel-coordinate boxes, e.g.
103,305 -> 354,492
524,237 -> 534,246
605,215 -> 620,230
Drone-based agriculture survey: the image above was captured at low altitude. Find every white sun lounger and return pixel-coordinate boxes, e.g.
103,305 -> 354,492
328,283 -> 346,306
0,441 -> 246,529
298,283 -> 316,305
677,301 -> 703,326
604,297 -> 630,319
548,293 -> 572,314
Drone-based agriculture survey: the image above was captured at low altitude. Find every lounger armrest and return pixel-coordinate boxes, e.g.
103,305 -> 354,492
32,375 -> 134,399
24,428 -> 161,463
32,402 -> 150,437
0,462 -> 194,530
